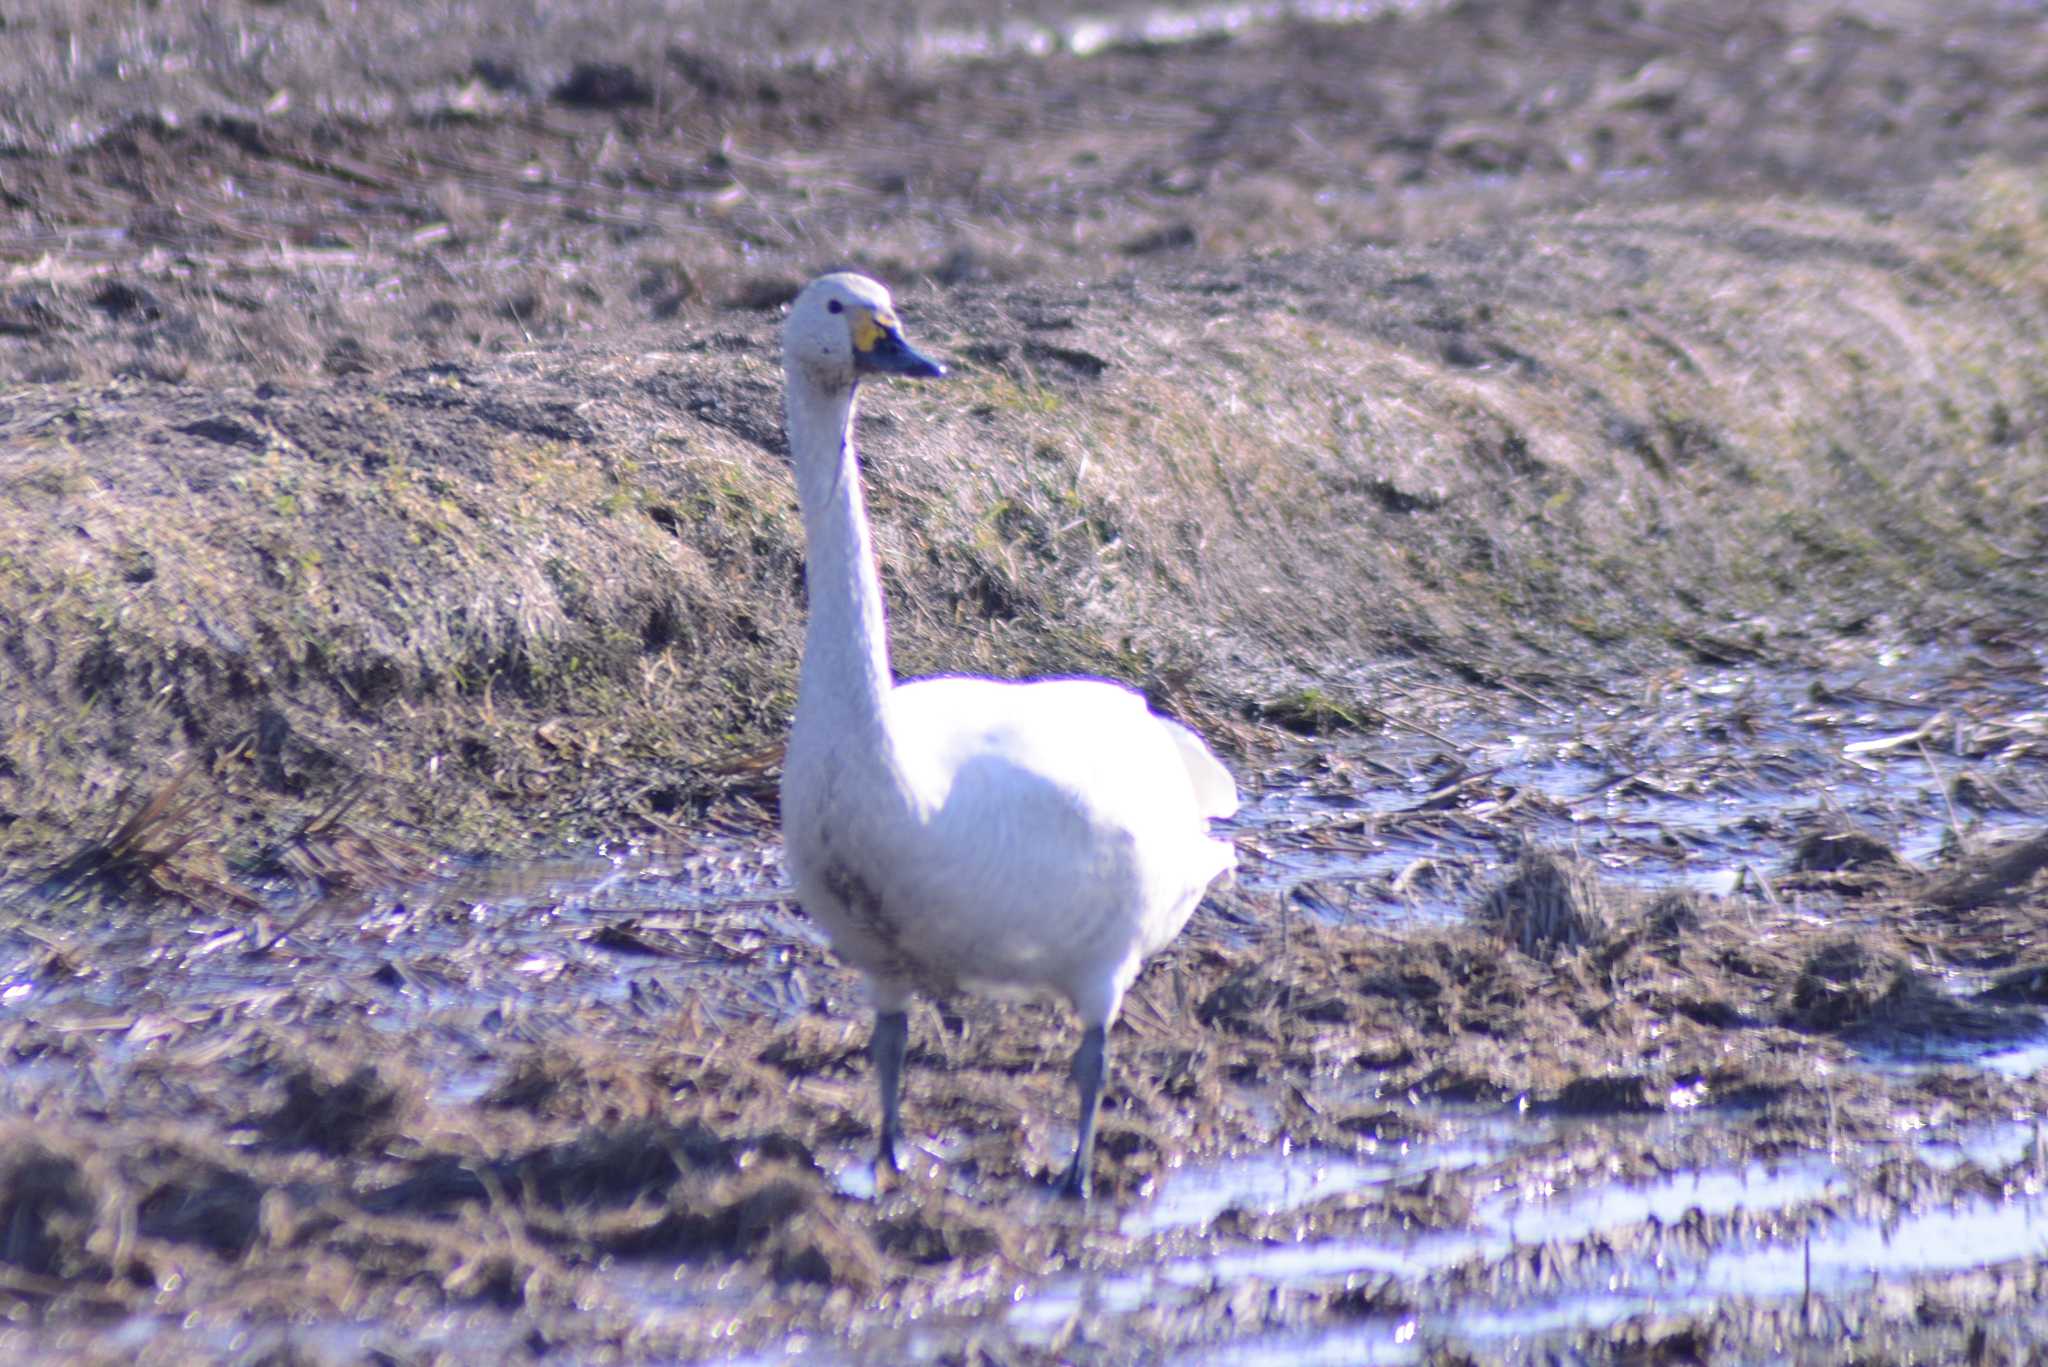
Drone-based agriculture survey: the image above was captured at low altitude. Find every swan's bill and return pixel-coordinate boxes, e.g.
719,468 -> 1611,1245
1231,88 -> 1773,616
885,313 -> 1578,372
850,307 -> 946,379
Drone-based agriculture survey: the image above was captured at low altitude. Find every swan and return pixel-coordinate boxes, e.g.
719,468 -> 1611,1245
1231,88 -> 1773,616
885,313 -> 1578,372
776,273 -> 1239,1200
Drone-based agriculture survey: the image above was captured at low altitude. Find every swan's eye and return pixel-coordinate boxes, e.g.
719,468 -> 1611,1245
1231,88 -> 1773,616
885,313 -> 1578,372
828,300 -> 843,314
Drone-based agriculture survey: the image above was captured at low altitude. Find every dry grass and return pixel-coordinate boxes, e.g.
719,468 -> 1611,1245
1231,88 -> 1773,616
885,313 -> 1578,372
1,0 -> 2045,878
7,0 -> 2048,386
3,167 -> 2047,877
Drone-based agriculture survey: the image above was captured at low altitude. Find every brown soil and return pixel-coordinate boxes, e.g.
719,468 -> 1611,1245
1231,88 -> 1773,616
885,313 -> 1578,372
1,0 -> 2046,878
3,0 -> 2048,1360
4,816 -> 2048,1361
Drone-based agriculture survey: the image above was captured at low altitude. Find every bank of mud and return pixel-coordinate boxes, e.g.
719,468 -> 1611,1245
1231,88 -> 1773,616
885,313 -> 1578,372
5,170 -> 2048,880
4,0 -> 2048,877
1,647 -> 2046,1361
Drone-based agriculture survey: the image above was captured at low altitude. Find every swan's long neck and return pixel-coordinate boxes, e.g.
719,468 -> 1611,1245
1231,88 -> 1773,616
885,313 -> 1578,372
788,371 -> 895,756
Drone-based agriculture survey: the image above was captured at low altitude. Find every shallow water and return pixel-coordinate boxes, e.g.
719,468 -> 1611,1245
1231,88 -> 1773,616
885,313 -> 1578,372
1478,1152 -> 1850,1247
1011,1110 -> 2048,1361
3,650 -> 2043,1359
1236,648 -> 2046,923
1119,1136 -> 1494,1239
1022,651 -> 2041,1354
794,0 -> 1446,70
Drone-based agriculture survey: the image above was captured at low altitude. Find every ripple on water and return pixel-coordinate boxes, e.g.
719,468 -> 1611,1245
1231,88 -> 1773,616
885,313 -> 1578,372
1121,1142 -> 1476,1239
1010,1107 -> 2048,1358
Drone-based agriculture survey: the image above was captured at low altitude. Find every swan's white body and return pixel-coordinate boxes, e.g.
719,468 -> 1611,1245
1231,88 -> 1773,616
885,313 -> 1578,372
774,273 -> 1237,1197
785,673 -> 1237,1021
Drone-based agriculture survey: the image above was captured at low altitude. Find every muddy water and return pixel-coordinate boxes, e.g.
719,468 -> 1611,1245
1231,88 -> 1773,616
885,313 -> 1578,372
3,647 -> 2044,1359
1017,1119 -> 2048,1362
1240,644 -> 2047,913
815,0 -> 1443,67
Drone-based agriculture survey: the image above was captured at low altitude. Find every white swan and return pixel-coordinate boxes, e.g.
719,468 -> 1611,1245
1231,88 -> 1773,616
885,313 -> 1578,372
776,273 -> 1239,1200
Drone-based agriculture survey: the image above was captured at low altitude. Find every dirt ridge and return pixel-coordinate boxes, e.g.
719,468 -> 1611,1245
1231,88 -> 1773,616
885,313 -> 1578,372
5,168 -> 2047,876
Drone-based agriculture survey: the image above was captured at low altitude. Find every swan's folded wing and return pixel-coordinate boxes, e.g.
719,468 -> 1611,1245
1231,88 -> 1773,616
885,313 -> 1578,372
891,675 -> 1236,821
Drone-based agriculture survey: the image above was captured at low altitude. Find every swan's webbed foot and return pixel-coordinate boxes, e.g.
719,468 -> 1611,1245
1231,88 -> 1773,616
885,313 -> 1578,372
872,1008 -> 910,1178
1055,1023 -> 1107,1202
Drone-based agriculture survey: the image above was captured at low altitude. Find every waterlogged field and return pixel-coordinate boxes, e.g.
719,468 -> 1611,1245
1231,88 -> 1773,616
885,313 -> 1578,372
3,0 -> 2048,1361
4,646 -> 2046,1362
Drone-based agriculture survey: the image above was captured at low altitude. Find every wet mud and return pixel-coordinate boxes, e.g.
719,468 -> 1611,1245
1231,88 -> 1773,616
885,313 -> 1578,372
4,648 -> 2046,1362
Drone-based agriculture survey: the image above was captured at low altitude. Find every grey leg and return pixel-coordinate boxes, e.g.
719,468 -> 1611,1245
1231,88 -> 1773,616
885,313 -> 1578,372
1056,1023 -> 1108,1201
872,1009 -> 909,1175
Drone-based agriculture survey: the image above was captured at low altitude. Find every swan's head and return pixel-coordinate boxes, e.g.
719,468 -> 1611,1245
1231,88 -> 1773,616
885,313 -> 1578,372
784,273 -> 945,390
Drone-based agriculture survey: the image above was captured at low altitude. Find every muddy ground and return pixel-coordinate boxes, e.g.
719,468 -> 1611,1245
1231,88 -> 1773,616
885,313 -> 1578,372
3,0 -> 2048,1361
4,653 -> 2048,1364
4,0 -> 2048,868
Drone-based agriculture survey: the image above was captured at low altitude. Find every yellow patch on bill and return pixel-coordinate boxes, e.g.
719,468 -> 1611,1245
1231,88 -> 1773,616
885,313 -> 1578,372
851,307 -> 886,352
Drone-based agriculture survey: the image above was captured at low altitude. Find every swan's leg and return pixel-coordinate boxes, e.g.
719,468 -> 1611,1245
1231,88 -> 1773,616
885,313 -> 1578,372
1056,1023 -> 1108,1200
872,1008 -> 910,1174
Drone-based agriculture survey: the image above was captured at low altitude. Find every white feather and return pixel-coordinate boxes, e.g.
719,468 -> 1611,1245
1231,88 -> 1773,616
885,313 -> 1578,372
776,275 -> 1237,1028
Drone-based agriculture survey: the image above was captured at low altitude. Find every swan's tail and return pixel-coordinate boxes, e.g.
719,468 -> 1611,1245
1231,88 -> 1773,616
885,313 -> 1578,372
1159,717 -> 1239,821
